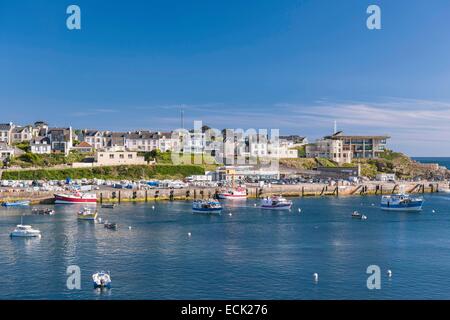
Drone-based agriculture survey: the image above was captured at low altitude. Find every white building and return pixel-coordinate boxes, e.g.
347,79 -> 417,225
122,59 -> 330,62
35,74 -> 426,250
0,142 -> 15,161
11,125 -> 33,143
30,137 -> 52,154
306,138 -> 352,164
376,173 -> 396,181
0,122 -> 14,144
95,150 -> 147,166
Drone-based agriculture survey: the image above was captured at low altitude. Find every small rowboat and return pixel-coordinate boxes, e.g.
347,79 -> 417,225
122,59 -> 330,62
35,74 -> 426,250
32,208 -> 55,215
104,222 -> 118,230
2,200 -> 31,207
101,204 -> 116,209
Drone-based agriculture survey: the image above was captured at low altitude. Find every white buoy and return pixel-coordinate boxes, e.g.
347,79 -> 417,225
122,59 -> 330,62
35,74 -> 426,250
128,226 -> 132,230
371,203 -> 375,206
313,273 -> 319,282
229,213 -> 232,216
387,270 -> 392,277
188,232 -> 192,237
254,203 -> 257,207
432,210 -> 436,213
98,217 -> 102,223
152,205 -> 155,210
298,208 -> 302,213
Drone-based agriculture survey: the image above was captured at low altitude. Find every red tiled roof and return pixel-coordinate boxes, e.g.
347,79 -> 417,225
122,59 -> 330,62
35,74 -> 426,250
75,142 -> 93,148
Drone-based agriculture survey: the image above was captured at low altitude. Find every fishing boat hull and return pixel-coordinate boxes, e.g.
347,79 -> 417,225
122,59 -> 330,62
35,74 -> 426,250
10,232 -> 41,238
78,213 -> 98,220
261,203 -> 292,210
380,194 -> 423,212
54,193 -> 97,204
192,207 -> 222,212
217,193 -> 247,200
380,204 -> 423,212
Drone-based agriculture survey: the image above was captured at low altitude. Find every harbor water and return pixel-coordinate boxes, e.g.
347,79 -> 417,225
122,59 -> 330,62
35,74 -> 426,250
1,194 -> 450,299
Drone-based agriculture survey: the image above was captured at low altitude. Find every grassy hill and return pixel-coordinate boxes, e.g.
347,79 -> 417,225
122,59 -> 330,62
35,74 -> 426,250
2,164 -> 205,181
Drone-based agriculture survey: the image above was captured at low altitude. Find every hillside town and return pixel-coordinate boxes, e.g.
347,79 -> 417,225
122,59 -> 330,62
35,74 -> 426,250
0,120 -> 448,184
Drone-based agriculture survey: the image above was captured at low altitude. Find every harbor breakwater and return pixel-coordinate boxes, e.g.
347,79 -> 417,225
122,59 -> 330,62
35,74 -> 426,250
0,181 -> 448,204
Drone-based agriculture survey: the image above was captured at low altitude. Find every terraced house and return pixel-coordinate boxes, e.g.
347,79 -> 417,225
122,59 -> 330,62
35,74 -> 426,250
11,125 -> 33,143
0,122 -> 14,144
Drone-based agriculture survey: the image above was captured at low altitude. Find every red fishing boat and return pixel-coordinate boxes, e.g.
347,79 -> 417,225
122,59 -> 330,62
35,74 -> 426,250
54,191 -> 97,204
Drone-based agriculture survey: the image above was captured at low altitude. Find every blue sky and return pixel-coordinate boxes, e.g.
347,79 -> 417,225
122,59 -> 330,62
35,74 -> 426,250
1,0 -> 450,156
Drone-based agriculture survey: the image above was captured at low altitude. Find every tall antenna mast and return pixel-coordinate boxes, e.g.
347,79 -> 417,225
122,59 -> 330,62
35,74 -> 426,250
334,120 -> 337,134
181,107 -> 184,129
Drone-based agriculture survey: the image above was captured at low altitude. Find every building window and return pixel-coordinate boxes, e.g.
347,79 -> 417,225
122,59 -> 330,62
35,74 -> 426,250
109,154 -> 114,159
128,154 -> 133,159
119,154 -> 124,159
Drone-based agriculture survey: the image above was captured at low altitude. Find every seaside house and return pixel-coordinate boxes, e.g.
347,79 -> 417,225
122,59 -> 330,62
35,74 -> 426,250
95,147 -> 147,166
32,121 -> 49,137
325,131 -> 390,160
124,131 -> 157,152
71,141 -> 94,153
30,137 -> 52,154
158,132 -> 176,152
0,122 -> 14,145
47,127 -> 73,155
306,131 -> 390,164
82,130 -> 107,149
306,138 -> 353,164
105,132 -> 126,149
0,142 -> 16,161
11,125 -> 33,144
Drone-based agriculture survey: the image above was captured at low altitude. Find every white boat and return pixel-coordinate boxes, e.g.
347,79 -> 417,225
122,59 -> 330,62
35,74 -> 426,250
77,207 -> 98,220
92,271 -> 111,288
10,218 -> 41,238
54,191 -> 97,204
260,195 -> 292,210
32,208 -> 55,215
381,194 -> 424,212
438,187 -> 450,193
192,199 -> 222,212
217,187 -> 247,200
351,211 -> 367,220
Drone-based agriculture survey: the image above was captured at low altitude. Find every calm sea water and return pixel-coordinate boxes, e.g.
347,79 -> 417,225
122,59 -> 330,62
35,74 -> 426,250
413,157 -> 450,169
1,194 -> 450,300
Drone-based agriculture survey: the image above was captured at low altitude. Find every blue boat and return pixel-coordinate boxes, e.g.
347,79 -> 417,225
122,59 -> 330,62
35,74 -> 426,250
380,194 -> 423,211
2,200 -> 31,207
192,199 -> 222,212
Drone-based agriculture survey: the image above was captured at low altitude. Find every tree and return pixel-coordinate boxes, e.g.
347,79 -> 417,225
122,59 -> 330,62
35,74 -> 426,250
3,156 -> 11,169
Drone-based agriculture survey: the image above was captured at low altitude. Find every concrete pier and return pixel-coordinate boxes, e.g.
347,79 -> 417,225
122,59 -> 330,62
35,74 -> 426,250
0,181 -> 446,204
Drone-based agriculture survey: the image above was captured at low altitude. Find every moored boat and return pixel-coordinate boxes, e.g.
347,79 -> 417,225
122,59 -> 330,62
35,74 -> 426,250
32,208 -> 55,215
104,222 -> 118,230
101,203 -> 116,209
192,199 -> 222,212
351,211 -> 367,220
10,217 -> 41,238
2,200 -> 31,207
438,187 -> 450,193
77,207 -> 98,220
260,195 -> 292,210
217,187 -> 247,200
92,271 -> 111,288
54,191 -> 97,204
381,194 -> 423,211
